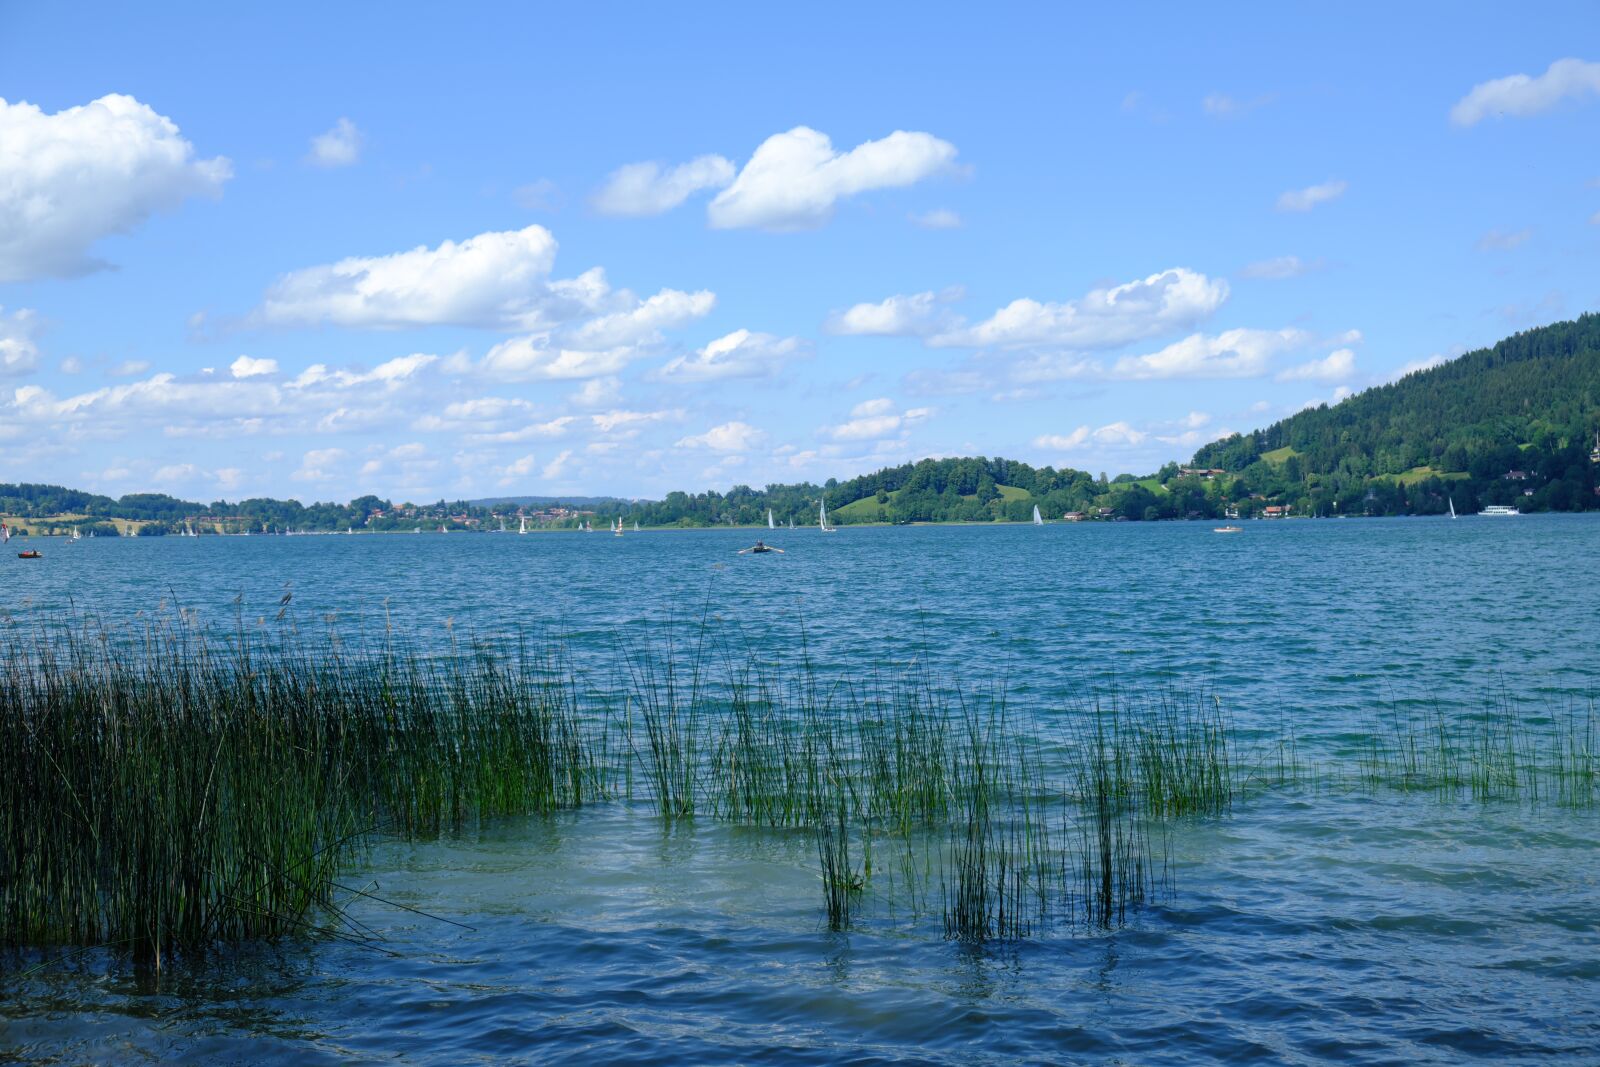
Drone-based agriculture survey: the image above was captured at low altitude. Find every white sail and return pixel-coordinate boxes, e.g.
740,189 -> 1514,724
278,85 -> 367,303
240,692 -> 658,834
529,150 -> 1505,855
1448,497 -> 1457,519
3,523 -> 10,543
1032,505 -> 1043,526
633,520 -> 640,532
789,517 -> 794,530
440,524 -> 447,534
614,516 -> 623,536
819,498 -> 835,533
768,509 -> 775,530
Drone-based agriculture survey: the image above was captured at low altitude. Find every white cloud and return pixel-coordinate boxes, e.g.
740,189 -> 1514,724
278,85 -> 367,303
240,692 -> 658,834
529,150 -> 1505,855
824,397 -> 933,441
708,127 -> 957,231
933,268 -> 1228,350
657,329 -> 808,381
59,356 -> 83,375
1240,255 -> 1323,280
1276,179 -> 1347,212
826,288 -> 962,337
215,467 -> 244,489
676,420 -> 767,453
562,288 -> 715,349
1451,58 -> 1600,126
591,408 -> 681,436
0,307 -> 40,376
541,449 -> 575,480
108,360 -> 151,378
0,93 -> 231,282
306,118 -> 362,167
1033,422 -> 1147,451
1276,348 -> 1356,382
476,338 -> 637,382
1476,227 -> 1532,251
230,355 -> 278,379
569,376 -> 620,408
591,155 -> 735,216
153,463 -> 200,484
498,453 -> 538,485
253,225 -> 615,331
909,208 -> 961,229
1387,354 -> 1448,381
1111,328 -> 1311,380
293,448 -> 346,482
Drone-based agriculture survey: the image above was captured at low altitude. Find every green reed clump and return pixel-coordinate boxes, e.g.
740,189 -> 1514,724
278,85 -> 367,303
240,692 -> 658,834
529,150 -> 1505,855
0,618 -> 601,959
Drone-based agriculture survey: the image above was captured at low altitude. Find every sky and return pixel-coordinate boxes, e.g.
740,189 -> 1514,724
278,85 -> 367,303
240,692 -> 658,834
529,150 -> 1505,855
1,3 -> 1597,504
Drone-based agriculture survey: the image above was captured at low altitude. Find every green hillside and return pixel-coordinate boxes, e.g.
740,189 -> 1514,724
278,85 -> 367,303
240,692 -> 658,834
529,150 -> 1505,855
1191,312 -> 1600,516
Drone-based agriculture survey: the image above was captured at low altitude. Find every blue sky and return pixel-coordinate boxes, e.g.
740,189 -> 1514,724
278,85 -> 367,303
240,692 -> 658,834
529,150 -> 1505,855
1,3 -> 1597,502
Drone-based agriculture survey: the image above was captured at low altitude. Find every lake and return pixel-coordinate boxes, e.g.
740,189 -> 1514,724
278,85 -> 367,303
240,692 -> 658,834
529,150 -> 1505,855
4,516 -> 1599,1063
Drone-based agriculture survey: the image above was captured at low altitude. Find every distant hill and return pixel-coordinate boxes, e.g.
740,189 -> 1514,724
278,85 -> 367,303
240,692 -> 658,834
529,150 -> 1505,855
2,316 -> 1596,531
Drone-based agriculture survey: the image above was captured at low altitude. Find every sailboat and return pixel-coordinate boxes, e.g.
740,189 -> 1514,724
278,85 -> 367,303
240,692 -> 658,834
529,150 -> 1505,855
1032,505 -> 1043,526
2,523 -> 10,544
768,509 -> 775,530
633,520 -> 640,532
439,523 -> 447,534
1448,497 -> 1457,520
519,515 -> 528,535
70,526 -> 82,542
789,517 -> 794,530
613,516 -> 624,537
819,498 -> 836,534
499,517 -> 507,533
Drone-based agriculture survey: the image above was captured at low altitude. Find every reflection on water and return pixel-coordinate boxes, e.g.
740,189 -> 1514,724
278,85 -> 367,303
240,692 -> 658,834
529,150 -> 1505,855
3,517 -> 1600,1063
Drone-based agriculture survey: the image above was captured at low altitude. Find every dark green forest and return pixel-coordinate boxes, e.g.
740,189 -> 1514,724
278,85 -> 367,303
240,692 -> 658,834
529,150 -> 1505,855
4,314 -> 1597,532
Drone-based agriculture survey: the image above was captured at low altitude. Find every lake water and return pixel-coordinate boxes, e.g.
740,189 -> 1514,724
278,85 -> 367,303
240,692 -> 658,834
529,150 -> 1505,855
4,517 -> 1600,1063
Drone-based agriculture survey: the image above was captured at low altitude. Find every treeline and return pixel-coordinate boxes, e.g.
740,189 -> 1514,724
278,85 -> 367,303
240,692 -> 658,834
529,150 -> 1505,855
3,315 -> 1598,529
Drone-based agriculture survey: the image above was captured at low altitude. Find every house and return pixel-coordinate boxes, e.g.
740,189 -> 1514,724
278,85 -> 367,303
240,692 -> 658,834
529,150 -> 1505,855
1504,470 -> 1528,481
1263,505 -> 1290,518
1062,511 -> 1086,522
1177,467 -> 1227,480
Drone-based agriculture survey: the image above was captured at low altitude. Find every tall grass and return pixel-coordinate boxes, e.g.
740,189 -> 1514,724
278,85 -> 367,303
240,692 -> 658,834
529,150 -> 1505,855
3,612 -> 1594,959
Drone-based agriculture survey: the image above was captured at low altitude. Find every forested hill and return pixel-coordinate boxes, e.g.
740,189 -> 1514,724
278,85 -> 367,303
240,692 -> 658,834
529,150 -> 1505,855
1190,313 -> 1600,512
2,316 -> 1597,532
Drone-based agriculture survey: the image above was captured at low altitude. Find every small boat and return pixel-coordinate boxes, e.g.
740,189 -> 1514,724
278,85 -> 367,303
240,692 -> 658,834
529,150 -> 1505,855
17,550 -> 41,559
1448,497 -> 1457,520
739,541 -> 784,554
1032,505 -> 1044,526
819,498 -> 836,534
768,509 -> 776,530
70,527 -> 82,542
1213,525 -> 1244,534
789,517 -> 794,530
633,520 -> 640,533
613,517 -> 623,537
1478,505 -> 1520,517
519,516 -> 528,535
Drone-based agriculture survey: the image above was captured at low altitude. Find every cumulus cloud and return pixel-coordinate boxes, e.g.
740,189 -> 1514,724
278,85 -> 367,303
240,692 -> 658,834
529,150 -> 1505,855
676,420 -> 767,453
824,397 -> 933,441
561,288 -> 715,349
230,355 -> 278,379
0,307 -> 40,376
1111,328 -> 1311,380
306,118 -> 362,167
1276,179 -> 1347,212
826,288 -> 962,337
1451,58 -> 1600,126
657,329 -> 808,381
590,408 -> 681,437
252,225 -> 590,331
932,268 -> 1228,350
0,93 -> 231,282
476,338 -> 637,382
707,127 -> 958,231
1240,255 -> 1323,280
909,208 -> 961,229
1276,348 -> 1356,382
1033,422 -> 1148,451
591,155 -> 735,216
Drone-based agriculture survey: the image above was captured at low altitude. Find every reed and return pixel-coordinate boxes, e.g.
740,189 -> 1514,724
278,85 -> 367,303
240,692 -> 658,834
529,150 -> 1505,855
6,609 -> 1592,959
